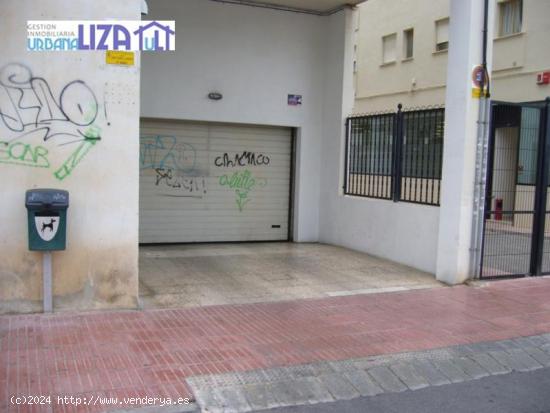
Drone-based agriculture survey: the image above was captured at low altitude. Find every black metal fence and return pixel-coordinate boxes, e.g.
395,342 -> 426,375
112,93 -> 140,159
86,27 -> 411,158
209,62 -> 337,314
344,105 -> 445,206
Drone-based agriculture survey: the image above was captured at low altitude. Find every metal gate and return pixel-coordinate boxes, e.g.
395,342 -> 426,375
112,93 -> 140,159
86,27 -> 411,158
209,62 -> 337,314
480,99 -> 550,279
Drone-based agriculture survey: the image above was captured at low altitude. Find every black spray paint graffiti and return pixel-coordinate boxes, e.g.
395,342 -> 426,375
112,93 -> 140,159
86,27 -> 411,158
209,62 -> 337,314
219,169 -> 267,212
0,63 -> 100,142
154,168 -> 207,198
0,63 -> 105,180
214,152 -> 270,168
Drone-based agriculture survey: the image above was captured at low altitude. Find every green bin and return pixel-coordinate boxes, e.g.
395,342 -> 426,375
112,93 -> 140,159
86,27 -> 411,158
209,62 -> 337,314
25,189 -> 69,251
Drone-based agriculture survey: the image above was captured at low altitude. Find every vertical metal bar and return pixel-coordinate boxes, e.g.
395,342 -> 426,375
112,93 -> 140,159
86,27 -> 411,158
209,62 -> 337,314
479,104 -> 497,279
363,115 -> 369,196
43,252 -> 52,312
344,118 -> 350,194
367,116 -> 380,196
531,99 -> 550,275
419,110 -> 427,203
385,114 -> 391,198
414,110 -> 422,201
356,119 -> 358,195
428,109 -> 439,205
393,104 -> 404,201
437,110 -> 444,205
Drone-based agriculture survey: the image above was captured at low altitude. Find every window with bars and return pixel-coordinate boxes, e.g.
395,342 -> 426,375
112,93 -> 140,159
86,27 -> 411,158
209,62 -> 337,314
344,106 -> 445,206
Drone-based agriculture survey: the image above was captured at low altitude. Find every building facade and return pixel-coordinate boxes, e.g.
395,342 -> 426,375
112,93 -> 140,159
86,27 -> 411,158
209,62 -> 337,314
353,0 -> 550,112
2,0 -> 539,314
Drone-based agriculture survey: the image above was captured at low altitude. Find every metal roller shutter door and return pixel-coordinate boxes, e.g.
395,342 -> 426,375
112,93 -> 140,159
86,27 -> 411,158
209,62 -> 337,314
139,120 -> 292,243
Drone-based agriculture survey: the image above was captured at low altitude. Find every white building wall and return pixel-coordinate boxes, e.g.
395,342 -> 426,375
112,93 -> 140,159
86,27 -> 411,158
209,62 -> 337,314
140,0 -> 331,242
318,9 -> 440,274
0,0 -> 141,313
141,1 -> 440,275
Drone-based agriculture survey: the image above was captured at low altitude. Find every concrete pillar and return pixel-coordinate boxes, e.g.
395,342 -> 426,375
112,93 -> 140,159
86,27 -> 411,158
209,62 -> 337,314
436,0 -> 495,284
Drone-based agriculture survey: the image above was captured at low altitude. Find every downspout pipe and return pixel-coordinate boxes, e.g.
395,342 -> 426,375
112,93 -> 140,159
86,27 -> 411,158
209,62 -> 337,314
470,0 -> 491,278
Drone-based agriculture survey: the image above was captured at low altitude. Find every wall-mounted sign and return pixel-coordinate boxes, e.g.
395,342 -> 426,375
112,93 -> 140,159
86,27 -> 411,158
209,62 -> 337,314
288,94 -> 302,106
471,65 -> 489,99
106,50 -> 135,66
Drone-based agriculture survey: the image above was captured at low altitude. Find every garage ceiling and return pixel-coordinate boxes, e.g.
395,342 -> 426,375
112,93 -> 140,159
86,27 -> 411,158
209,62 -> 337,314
212,0 -> 367,14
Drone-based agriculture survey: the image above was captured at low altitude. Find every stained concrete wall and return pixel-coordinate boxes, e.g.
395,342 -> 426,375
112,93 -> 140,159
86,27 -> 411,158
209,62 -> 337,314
0,0 -> 141,313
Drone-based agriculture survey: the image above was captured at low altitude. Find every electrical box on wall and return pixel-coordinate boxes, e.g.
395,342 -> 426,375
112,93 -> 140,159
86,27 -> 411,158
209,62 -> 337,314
536,71 -> 550,85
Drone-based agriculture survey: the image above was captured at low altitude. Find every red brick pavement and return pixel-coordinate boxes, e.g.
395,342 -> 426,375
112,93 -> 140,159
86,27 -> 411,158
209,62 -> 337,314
2,277 -> 550,412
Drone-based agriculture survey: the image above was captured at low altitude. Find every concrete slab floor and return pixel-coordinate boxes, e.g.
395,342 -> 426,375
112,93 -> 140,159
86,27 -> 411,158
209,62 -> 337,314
138,242 -> 443,309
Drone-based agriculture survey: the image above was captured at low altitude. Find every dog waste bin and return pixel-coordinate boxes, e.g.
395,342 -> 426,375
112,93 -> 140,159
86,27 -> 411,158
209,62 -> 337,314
25,189 -> 69,251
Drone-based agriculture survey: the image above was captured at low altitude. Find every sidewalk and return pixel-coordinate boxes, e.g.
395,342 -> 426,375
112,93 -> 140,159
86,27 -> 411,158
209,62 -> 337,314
2,277 -> 550,412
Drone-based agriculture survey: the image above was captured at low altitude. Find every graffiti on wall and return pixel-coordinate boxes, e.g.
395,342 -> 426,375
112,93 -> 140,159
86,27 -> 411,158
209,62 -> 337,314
154,167 -> 206,198
140,135 -> 196,173
219,169 -> 267,212
140,135 -> 208,197
214,152 -> 270,167
0,63 -> 105,180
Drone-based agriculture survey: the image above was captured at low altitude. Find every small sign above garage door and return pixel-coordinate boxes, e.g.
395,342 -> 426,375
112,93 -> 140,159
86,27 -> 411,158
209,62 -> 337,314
139,120 -> 292,243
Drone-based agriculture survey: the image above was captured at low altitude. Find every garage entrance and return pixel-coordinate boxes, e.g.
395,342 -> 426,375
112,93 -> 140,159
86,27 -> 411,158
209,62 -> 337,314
138,120 -> 442,310
139,119 -> 293,243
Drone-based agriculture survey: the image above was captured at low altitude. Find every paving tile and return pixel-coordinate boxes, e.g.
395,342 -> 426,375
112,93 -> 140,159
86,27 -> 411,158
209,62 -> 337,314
504,349 -> 543,371
431,360 -> 470,383
213,386 -> 251,413
241,384 -> 280,411
522,346 -> 550,367
318,373 -> 360,400
366,366 -> 408,393
411,360 -> 451,386
489,350 -> 541,372
294,377 -> 334,404
270,380 -> 307,406
191,387 -> 222,412
389,362 -> 430,390
342,369 -> 384,396
453,357 -> 490,379
467,353 -> 511,375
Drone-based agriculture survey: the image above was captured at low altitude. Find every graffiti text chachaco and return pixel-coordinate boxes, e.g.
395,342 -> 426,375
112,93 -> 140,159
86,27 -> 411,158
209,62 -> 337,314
219,169 -> 267,212
214,152 -> 270,168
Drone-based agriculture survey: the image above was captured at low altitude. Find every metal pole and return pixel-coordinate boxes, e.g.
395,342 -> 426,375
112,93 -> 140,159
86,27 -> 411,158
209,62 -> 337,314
43,252 -> 52,312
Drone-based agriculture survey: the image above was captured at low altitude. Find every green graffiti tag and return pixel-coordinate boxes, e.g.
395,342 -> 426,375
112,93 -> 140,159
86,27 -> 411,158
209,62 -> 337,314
219,169 -> 267,212
54,138 -> 98,180
54,103 -> 101,181
0,141 -> 50,168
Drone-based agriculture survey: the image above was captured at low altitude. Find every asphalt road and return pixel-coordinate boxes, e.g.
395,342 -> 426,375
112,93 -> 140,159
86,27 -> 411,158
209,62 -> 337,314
258,367 -> 550,413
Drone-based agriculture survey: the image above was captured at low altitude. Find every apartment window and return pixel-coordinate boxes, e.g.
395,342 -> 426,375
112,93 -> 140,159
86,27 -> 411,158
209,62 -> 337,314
382,33 -> 397,64
403,28 -> 414,59
499,0 -> 523,36
435,18 -> 449,52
